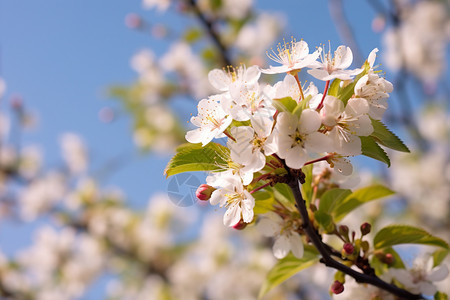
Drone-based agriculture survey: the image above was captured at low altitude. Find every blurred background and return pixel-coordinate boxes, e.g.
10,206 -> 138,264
0,0 -> 449,299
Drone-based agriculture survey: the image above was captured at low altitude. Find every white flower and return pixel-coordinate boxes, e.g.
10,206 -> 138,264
354,48 -> 393,120
388,256 -> 449,295
266,74 -> 301,102
320,96 -> 373,156
207,166 -> 253,187
228,118 -> 277,173
308,45 -> 362,81
208,65 -> 260,93
275,109 -> 331,169
263,39 -> 321,74
60,133 -> 88,174
257,212 -> 304,259
186,96 -> 232,146
223,82 -> 276,121
209,175 -> 255,227
143,0 -> 170,12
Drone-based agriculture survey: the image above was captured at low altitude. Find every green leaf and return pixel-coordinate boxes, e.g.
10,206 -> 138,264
374,225 -> 450,250
318,188 -> 352,214
301,164 -> 313,206
433,249 -> 449,267
292,104 -> 303,117
253,191 -> 275,214
164,143 -> 229,177
272,97 -> 297,113
370,119 -> 410,153
314,210 -> 335,233
360,136 -> 391,167
259,248 -> 319,298
273,183 -> 297,211
435,292 -> 448,300
333,185 -> 394,221
183,27 -> 202,43
328,79 -> 341,97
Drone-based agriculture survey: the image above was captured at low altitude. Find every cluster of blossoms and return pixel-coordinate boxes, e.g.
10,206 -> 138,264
187,38 -> 393,258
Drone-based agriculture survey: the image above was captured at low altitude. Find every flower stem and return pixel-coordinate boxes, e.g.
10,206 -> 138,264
250,182 -> 272,194
316,80 -> 330,111
224,130 -> 236,142
294,73 -> 305,101
304,154 -> 332,166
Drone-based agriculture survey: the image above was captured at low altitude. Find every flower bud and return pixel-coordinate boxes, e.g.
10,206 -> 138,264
330,280 -> 344,294
196,184 -> 215,201
382,253 -> 395,265
343,243 -> 354,255
338,225 -> 349,235
232,219 -> 247,230
360,222 -> 371,236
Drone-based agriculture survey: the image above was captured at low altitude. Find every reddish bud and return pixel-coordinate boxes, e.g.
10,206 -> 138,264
232,219 -> 247,230
383,253 -> 395,265
196,184 -> 215,201
343,243 -> 354,255
338,225 -> 349,235
330,280 -> 344,294
360,222 -> 371,236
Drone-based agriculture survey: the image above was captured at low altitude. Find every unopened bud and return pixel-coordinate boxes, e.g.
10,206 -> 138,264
196,184 -> 215,201
330,280 -> 344,294
382,253 -> 395,265
360,222 -> 371,236
339,225 -> 349,235
232,219 -> 247,230
343,243 -> 354,255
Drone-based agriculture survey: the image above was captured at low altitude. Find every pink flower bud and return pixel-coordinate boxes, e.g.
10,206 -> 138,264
330,280 -> 344,294
383,253 -> 394,265
232,219 -> 247,230
360,222 -> 371,236
196,184 -> 215,201
343,243 -> 354,255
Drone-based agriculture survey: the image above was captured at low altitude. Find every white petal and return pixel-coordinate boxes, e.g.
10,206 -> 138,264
346,98 -> 369,116
427,265 -> 449,282
243,65 -> 261,84
208,69 -> 231,91
299,109 -> 321,134
418,282 -> 437,295
305,132 -> 331,153
334,46 -> 353,70
307,68 -> 331,81
367,48 -> 378,67
285,146 -> 307,169
257,217 -> 280,237
224,203 -> 241,227
273,235 -> 290,259
289,233 -> 304,258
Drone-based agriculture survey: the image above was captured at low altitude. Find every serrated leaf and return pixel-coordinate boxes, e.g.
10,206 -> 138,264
360,136 -> 391,166
318,188 -> 352,214
374,225 -> 450,250
164,143 -> 229,177
259,249 -> 319,299
253,191 -> 275,214
433,249 -> 449,267
328,79 -> 341,97
371,119 -> 409,153
333,185 -> 394,221
272,97 -> 297,113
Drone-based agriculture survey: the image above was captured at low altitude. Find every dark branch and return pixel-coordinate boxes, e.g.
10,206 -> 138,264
186,0 -> 233,67
286,175 -> 424,299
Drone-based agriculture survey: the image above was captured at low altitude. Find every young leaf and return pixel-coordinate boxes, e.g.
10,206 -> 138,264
434,291 -> 448,300
314,210 -> 335,233
273,183 -> 297,211
259,249 -> 319,299
370,119 -> 410,153
360,136 -> 391,167
272,97 -> 297,113
432,249 -> 449,267
301,164 -> 313,206
253,191 -> 275,214
374,225 -> 450,250
318,188 -> 352,214
164,142 -> 230,177
333,185 -> 394,222
327,79 -> 341,97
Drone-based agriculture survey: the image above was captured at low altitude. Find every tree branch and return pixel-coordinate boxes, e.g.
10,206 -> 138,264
186,0 -> 232,67
286,175 -> 424,299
